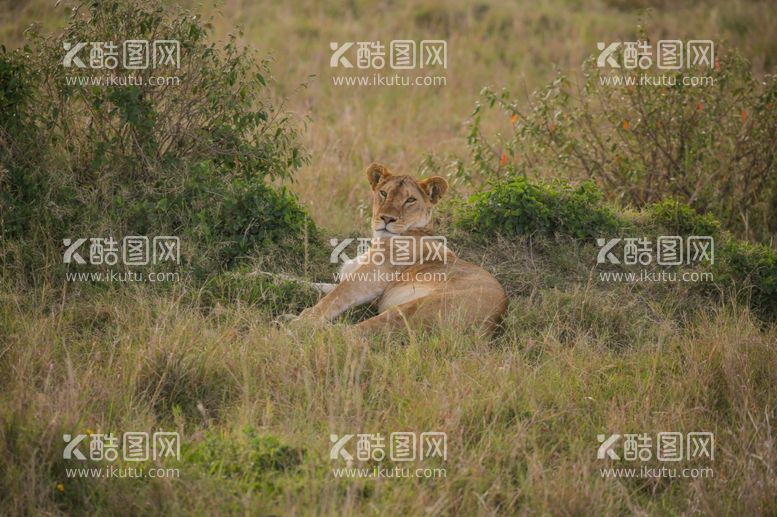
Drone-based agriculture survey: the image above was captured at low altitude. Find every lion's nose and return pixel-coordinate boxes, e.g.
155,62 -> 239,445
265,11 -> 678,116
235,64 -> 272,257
380,215 -> 397,225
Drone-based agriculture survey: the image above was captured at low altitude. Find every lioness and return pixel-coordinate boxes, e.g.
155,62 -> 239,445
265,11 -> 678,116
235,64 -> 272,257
297,163 -> 507,334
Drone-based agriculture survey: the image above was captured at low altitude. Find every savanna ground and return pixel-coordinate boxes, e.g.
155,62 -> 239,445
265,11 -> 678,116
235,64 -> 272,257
1,0 -> 777,515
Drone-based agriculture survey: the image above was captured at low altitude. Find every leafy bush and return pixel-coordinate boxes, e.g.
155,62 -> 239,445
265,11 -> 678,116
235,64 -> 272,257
117,161 -> 317,271
0,0 -> 314,284
0,43 -> 34,135
455,177 -> 623,240
640,200 -> 775,318
644,200 -> 775,318
0,42 -> 41,238
463,40 -> 777,243
648,199 -> 721,237
11,0 -> 304,182
715,240 -> 777,319
458,178 -> 777,319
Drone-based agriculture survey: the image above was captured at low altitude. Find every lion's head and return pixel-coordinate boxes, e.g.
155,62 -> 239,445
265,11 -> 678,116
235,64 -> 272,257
366,163 -> 448,237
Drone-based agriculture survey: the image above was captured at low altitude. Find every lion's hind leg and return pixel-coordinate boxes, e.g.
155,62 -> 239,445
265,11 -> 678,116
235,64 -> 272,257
354,288 -> 505,337
353,294 -> 443,334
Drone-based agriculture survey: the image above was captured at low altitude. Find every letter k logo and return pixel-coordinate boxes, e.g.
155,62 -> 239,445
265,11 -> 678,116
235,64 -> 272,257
597,42 -> 621,68
63,42 -> 88,68
329,434 -> 354,463
597,433 -> 621,460
597,238 -> 621,264
63,434 -> 87,460
329,42 -> 354,68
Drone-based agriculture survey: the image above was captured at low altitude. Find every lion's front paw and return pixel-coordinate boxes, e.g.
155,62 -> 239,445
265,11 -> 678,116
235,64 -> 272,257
288,308 -> 328,328
273,313 -> 298,327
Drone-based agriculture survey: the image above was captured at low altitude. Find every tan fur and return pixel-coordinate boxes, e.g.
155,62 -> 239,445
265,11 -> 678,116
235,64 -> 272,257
297,163 -> 508,335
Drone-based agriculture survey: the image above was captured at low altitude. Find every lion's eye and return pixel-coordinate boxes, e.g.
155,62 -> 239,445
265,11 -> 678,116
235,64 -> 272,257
405,197 -> 416,204
379,190 -> 387,199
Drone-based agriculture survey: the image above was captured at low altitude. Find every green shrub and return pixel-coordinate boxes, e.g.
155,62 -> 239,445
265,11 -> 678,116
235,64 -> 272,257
0,0 -> 314,285
117,161 -> 317,272
455,177 -> 623,240
463,39 -> 777,243
0,43 -> 35,135
648,199 -> 721,237
642,200 -> 775,318
715,240 -> 777,319
0,43 -> 40,238
13,0 -> 304,183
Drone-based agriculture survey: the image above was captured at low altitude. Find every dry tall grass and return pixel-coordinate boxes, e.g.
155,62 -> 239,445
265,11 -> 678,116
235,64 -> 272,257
1,280 -> 776,514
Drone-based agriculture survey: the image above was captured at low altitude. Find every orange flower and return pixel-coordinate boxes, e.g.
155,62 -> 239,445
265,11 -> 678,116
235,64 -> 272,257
715,58 -> 721,71
499,153 -> 508,166
741,110 -> 747,123
510,114 -> 518,124
622,120 -> 629,130
696,102 -> 704,111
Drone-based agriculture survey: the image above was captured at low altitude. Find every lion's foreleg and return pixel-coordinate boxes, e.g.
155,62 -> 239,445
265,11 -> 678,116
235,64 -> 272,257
298,267 -> 387,322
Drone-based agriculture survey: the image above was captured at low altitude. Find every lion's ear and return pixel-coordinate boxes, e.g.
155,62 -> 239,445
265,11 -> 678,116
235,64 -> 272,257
419,176 -> 448,204
367,163 -> 390,189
